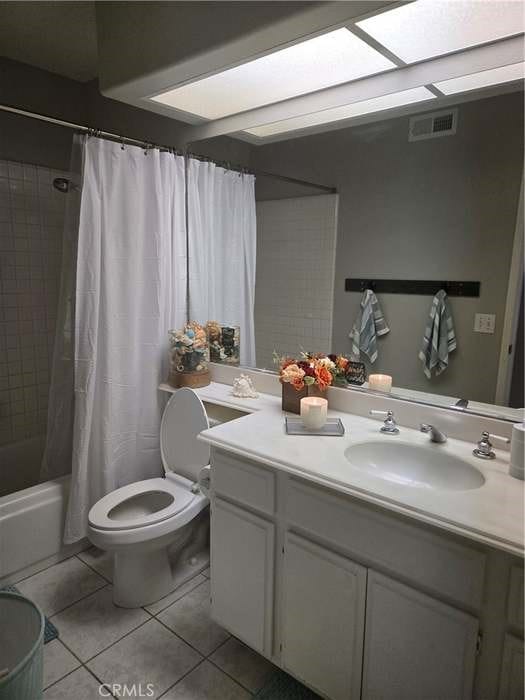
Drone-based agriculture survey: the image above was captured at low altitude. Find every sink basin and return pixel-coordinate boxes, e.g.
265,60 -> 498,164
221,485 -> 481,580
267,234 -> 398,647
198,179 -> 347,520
344,442 -> 485,491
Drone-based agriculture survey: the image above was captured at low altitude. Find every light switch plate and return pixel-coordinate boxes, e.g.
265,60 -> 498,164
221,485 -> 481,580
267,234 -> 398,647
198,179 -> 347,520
474,313 -> 496,334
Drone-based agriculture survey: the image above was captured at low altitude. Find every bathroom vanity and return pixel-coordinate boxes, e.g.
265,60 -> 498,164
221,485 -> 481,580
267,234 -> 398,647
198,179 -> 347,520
193,380 -> 524,700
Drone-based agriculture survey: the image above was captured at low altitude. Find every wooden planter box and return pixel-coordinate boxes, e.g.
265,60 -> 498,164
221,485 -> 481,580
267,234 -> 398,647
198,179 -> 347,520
281,382 -> 325,414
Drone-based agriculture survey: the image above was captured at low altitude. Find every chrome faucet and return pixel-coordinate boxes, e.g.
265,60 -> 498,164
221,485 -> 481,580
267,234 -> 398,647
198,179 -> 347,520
420,423 -> 447,444
472,431 -> 510,459
370,410 -> 399,434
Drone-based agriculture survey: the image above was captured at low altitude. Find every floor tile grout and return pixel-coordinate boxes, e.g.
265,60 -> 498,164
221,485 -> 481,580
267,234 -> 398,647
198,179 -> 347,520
37,555 -> 269,698
75,551 -> 113,584
48,580 -> 110,620
206,654 -> 260,695
156,656 -> 207,699
81,612 -> 155,665
143,572 -> 206,615
9,549 -> 90,586
149,612 -> 210,659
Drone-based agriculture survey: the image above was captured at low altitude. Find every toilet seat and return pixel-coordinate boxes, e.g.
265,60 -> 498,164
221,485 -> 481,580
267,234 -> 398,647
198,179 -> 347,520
88,477 -> 197,531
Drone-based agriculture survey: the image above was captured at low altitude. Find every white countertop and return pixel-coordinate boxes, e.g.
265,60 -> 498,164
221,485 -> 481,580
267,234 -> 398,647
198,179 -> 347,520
162,382 -> 524,557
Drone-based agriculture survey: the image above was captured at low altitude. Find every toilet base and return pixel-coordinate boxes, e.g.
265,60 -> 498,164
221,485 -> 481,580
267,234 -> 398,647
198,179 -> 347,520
113,548 -> 173,608
109,508 -> 210,608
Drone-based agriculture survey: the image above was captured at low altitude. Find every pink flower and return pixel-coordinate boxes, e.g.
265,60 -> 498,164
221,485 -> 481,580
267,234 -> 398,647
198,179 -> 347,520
280,363 -> 306,391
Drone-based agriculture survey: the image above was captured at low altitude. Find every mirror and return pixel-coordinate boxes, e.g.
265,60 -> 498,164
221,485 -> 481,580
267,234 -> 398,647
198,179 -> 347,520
199,90 -> 524,421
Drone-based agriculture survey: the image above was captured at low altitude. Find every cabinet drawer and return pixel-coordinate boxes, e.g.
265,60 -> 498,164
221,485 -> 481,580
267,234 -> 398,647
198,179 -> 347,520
212,449 -> 275,515
287,479 -> 486,609
507,566 -> 524,630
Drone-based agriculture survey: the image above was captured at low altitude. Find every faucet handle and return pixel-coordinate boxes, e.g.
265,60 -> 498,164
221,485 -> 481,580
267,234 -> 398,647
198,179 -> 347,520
473,431 -> 510,460
369,410 -> 399,435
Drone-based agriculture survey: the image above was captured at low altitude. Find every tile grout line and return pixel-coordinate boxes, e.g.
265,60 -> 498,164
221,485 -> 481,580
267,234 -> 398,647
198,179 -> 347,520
39,557 -> 263,697
74,552 -> 113,584
47,579 -> 109,620
155,656 -> 207,699
149,613 -> 211,660
8,549 -> 90,586
80,612 -> 155,665
206,653 -> 262,696
143,573 -> 206,615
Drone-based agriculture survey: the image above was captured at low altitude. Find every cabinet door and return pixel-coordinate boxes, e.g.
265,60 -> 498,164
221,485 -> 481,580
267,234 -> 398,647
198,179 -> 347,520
281,533 -> 367,700
362,571 -> 479,700
210,497 -> 274,656
498,634 -> 524,700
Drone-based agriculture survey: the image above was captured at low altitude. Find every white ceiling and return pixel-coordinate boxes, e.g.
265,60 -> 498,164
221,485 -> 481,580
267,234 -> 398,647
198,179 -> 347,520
0,1 -> 98,82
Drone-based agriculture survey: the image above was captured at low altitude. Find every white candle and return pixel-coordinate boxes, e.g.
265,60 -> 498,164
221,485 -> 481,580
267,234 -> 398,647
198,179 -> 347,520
300,397 -> 328,430
368,374 -> 392,393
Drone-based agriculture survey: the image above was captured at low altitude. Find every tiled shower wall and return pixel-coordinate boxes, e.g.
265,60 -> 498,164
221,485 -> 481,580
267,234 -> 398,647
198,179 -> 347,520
254,194 -> 338,369
0,159 -> 66,446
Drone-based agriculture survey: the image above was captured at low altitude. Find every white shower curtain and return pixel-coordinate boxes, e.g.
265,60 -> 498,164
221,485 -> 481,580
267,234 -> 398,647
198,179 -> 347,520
41,134 -> 85,482
64,138 -> 186,543
188,159 -> 257,366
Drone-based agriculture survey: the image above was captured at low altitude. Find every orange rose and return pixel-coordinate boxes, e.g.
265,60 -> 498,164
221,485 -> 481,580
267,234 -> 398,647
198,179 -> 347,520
281,363 -> 306,391
314,364 -> 332,391
337,356 -> 349,370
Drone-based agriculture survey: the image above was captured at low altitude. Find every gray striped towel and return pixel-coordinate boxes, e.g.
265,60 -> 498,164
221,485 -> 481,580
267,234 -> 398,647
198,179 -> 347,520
419,289 -> 457,379
349,289 -> 390,363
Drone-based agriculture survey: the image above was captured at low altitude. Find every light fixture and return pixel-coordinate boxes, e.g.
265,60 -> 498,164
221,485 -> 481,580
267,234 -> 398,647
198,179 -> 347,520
435,61 -> 525,95
245,87 -> 436,138
356,1 -> 524,64
150,28 -> 394,120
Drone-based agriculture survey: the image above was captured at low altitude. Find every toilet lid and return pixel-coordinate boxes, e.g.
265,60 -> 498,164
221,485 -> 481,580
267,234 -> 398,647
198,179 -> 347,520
160,388 -> 210,481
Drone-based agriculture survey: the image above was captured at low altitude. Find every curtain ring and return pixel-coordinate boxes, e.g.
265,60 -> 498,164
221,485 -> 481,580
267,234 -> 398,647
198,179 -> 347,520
120,137 -> 126,151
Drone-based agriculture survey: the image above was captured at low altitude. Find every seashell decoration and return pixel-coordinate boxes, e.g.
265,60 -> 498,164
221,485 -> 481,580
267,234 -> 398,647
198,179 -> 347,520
231,374 -> 258,399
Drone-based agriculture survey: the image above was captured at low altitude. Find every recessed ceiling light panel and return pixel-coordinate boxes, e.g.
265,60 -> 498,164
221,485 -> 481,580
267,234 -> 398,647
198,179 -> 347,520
150,28 -> 394,120
245,86 -> 436,138
357,1 -> 525,64
435,61 -> 525,94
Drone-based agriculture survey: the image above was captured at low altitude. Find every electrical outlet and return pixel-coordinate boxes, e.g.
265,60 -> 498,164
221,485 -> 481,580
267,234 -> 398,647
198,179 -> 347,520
474,313 -> 496,334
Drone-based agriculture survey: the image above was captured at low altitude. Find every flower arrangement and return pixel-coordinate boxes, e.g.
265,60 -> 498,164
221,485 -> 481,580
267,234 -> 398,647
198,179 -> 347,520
274,351 -> 350,392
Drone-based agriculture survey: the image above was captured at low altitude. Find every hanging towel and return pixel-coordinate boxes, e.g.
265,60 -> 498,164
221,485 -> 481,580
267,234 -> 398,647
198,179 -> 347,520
419,289 -> 457,379
349,289 -> 390,363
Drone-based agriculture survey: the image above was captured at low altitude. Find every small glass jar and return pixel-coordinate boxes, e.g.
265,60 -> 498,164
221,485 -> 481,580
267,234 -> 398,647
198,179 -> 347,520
168,321 -> 210,388
206,321 -> 240,366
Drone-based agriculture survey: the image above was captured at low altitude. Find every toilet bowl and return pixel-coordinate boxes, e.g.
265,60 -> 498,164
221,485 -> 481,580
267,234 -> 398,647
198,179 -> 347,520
88,388 -> 211,608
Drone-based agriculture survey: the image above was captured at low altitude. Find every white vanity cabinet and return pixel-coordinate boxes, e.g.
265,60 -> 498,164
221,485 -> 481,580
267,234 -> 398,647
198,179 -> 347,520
281,533 -> 366,700
362,571 -> 478,700
210,497 -> 274,656
209,448 -> 523,700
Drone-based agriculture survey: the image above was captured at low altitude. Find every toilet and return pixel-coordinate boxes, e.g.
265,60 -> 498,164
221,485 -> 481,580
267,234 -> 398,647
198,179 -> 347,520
88,388 -> 211,608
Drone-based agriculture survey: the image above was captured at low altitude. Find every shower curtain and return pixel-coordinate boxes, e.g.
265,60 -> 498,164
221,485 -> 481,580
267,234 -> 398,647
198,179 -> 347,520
41,134 -> 85,482
188,158 -> 257,367
64,138 -> 186,543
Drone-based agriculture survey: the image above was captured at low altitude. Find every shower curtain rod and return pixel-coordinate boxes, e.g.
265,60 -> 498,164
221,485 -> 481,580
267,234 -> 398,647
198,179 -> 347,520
0,103 -> 336,194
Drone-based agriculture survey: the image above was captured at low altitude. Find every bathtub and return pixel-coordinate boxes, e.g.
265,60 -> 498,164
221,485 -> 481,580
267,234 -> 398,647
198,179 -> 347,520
0,438 -> 85,584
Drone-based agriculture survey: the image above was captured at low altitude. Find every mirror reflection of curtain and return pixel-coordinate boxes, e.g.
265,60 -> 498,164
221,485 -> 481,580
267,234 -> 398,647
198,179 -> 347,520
187,158 -> 256,366
64,137 -> 186,544
41,134 -> 85,483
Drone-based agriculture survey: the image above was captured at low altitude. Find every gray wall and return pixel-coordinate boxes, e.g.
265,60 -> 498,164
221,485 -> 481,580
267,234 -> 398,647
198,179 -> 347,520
0,58 -> 253,170
252,92 -> 524,403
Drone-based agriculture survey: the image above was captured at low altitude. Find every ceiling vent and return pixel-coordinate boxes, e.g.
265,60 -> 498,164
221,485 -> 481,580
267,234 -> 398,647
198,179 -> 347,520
408,108 -> 458,142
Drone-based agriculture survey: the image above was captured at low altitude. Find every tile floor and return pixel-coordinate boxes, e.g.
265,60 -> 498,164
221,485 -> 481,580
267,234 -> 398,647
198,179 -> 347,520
14,548 -> 276,699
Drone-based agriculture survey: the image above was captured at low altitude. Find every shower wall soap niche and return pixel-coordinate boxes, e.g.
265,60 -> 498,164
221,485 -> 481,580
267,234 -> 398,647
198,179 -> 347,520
168,322 -> 211,388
